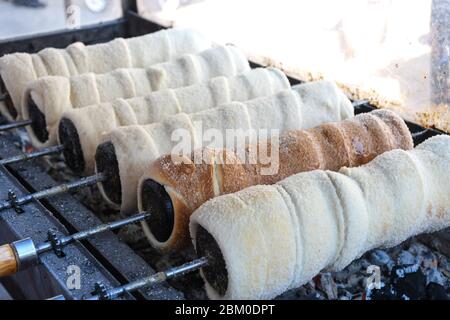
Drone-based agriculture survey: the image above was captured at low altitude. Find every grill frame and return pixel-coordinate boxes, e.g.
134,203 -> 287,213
0,9 -> 447,300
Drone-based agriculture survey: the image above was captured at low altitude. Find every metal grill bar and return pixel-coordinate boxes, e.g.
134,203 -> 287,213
87,257 -> 208,300
0,173 -> 105,212
0,119 -> 33,132
0,145 -> 64,166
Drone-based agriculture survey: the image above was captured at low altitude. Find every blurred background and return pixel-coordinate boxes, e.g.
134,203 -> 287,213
0,0 -> 123,38
0,0 -> 448,131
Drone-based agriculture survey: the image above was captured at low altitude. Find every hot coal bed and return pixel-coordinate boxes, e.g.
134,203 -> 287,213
0,10 -> 449,300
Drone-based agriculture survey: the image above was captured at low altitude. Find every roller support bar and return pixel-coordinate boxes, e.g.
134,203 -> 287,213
0,173 -> 105,212
0,212 -> 150,277
87,257 -> 208,300
0,119 -> 33,131
0,145 -> 64,166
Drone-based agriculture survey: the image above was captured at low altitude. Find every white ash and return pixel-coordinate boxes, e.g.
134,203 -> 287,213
278,238 -> 449,300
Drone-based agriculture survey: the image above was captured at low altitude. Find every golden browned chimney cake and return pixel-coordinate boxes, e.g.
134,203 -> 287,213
138,109 -> 413,252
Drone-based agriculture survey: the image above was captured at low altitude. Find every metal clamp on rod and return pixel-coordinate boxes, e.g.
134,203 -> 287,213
87,257 -> 208,300
0,145 -> 65,166
7,190 -> 24,213
0,212 -> 150,277
0,173 -> 105,212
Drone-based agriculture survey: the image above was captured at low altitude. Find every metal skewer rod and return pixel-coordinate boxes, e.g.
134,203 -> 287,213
0,173 -> 105,212
351,99 -> 370,108
35,212 -> 151,254
411,129 -> 431,140
411,129 -> 436,145
87,257 -> 208,300
0,212 -> 151,277
0,119 -> 33,131
0,145 -> 64,166
0,93 -> 9,102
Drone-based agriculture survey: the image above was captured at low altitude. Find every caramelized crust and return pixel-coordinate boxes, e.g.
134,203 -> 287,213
139,109 -> 413,251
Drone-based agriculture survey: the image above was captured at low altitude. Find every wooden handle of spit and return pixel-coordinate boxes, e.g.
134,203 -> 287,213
0,244 -> 18,277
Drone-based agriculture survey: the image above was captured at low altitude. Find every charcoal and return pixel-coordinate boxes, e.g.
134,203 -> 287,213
437,252 -> 450,277
397,250 -> 417,266
366,284 -> 396,300
370,249 -> 395,271
418,228 -> 450,258
391,265 -> 427,299
425,268 -> 446,286
426,282 -> 448,300
318,273 -> 338,299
